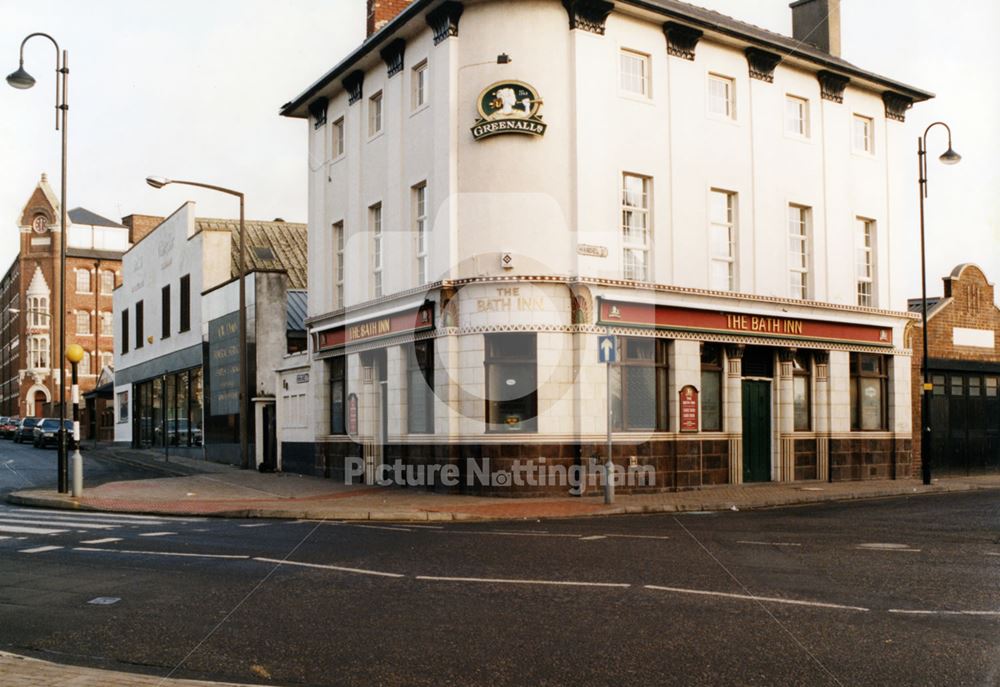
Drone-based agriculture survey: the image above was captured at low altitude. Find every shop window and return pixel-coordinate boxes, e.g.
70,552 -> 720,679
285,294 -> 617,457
486,333 -> 537,433
329,356 -> 347,435
700,343 -> 722,431
117,390 -> 129,423
850,353 -> 887,431
792,351 -> 811,431
611,337 -> 668,431
407,340 -> 434,434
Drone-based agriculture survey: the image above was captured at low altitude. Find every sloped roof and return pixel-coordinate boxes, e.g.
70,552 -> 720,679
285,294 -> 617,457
69,207 -> 126,228
281,0 -> 932,118
287,289 -> 308,332
907,296 -> 946,318
195,218 -> 308,289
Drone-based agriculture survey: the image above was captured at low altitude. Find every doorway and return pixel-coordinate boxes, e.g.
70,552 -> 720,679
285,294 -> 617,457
742,380 -> 772,483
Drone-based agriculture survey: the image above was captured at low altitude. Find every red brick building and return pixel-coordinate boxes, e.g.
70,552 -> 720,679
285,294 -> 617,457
906,264 -> 1000,475
0,174 -> 131,421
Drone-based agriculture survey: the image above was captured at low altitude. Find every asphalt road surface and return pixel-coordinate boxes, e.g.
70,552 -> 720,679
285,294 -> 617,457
0,439 -> 997,686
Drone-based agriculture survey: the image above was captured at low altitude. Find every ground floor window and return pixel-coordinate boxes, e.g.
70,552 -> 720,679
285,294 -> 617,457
329,356 -> 346,435
407,340 -> 434,434
133,368 -> 203,448
612,337 -> 668,431
700,343 -> 722,431
485,333 -> 537,433
850,353 -> 887,431
793,351 -> 811,431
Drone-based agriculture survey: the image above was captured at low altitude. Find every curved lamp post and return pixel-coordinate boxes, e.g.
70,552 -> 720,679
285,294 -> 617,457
7,33 -> 71,493
145,176 -> 249,469
917,121 -> 961,486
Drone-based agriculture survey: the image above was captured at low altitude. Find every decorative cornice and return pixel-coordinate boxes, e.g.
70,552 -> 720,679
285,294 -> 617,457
343,70 -> 364,105
744,47 -> 781,82
817,70 -> 850,103
563,0 -> 614,35
663,21 -> 702,60
379,38 -> 406,77
882,91 -> 913,122
426,1 -> 463,45
307,97 -> 328,129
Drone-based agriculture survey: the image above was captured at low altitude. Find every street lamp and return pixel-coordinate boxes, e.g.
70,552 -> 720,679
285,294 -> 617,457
7,32 -> 71,493
917,121 -> 961,486
145,176 -> 250,469
66,343 -> 84,497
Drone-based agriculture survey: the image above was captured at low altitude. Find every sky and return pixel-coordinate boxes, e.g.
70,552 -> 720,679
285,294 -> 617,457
1,0 -> 997,309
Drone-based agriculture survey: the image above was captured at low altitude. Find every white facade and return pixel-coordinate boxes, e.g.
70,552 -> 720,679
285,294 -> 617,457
281,0 -> 928,489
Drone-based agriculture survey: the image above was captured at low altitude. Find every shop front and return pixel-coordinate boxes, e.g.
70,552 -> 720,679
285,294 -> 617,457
132,367 -> 204,452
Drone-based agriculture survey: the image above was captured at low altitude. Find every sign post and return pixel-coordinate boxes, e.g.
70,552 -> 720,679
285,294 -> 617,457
598,331 -> 616,505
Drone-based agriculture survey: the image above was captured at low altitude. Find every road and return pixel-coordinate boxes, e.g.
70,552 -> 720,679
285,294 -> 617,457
0,439 -> 998,686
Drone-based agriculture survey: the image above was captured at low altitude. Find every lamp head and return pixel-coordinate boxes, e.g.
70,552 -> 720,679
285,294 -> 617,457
145,176 -> 171,189
939,146 -> 961,165
6,63 -> 35,89
66,344 -> 84,365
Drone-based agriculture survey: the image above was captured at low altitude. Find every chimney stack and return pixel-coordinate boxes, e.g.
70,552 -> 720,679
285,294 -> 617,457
789,0 -> 841,57
367,0 -> 413,37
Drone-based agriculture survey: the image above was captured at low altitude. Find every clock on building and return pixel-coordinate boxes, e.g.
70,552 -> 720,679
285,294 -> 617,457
31,216 -> 49,234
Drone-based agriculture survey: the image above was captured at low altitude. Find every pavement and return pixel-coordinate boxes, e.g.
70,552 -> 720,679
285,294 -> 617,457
0,650 -> 272,687
8,445 -> 1000,521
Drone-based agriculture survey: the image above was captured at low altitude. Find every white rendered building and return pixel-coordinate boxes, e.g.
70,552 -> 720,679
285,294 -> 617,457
278,0 -> 930,492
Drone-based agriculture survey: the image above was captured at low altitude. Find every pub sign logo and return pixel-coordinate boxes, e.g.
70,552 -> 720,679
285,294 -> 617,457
471,80 -> 547,141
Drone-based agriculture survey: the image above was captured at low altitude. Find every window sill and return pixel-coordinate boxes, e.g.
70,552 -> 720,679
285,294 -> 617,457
618,91 -> 654,105
367,131 -> 385,143
409,104 -> 430,118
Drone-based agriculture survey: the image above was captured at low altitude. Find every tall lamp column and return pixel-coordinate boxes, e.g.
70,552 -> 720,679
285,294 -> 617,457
916,121 -> 961,486
7,33 -> 71,493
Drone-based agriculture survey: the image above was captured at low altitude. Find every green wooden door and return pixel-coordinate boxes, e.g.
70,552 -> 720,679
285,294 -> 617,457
743,381 -> 771,483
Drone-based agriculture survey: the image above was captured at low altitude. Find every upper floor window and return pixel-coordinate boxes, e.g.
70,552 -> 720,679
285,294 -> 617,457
788,204 -> 810,299
28,296 -> 48,328
621,173 -> 650,281
412,61 -> 428,110
76,311 -> 90,335
709,190 -> 736,291
856,218 -> 875,307
179,275 -> 191,333
332,117 -> 345,158
135,300 -> 144,349
707,74 -> 735,119
76,269 -> 91,294
414,184 -> 428,285
853,114 -> 873,154
28,335 -> 49,370
100,270 -> 115,294
620,49 -> 650,98
100,311 -> 113,336
81,351 -> 92,376
333,221 -> 345,309
785,95 -> 809,137
370,203 -> 383,298
368,91 -> 383,137
161,284 -> 171,340
121,310 -> 129,355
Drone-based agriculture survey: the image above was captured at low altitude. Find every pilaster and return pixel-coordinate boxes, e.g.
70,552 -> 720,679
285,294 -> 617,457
725,344 -> 744,484
778,349 -> 795,481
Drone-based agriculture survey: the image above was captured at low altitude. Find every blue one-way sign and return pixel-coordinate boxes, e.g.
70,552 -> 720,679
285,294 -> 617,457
598,335 -> 616,363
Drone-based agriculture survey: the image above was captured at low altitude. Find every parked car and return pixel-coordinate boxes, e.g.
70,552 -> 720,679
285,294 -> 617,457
0,417 -> 19,438
13,417 -> 39,443
154,419 -> 204,446
32,418 -> 74,449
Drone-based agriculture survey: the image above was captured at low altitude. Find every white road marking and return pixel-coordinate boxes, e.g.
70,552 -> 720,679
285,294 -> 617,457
19,545 -> 63,554
579,535 -> 607,541
239,523 -> 271,528
644,585 -> 869,612
253,556 -> 404,578
0,517 -> 116,530
7,507 -> 186,523
402,524 -> 445,529
416,575 -> 630,588
603,534 -> 671,540
737,540 -> 803,547
888,609 -> 1000,617
347,524 -> 412,532
985,552 -> 1000,557
74,547 -> 249,560
138,532 -> 177,537
856,543 -> 921,553
0,524 -> 69,535
79,537 -> 123,544
0,535 -> 9,540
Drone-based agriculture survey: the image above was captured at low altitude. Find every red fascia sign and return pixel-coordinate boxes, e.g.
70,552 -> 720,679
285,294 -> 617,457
318,304 -> 434,352
597,299 -> 892,347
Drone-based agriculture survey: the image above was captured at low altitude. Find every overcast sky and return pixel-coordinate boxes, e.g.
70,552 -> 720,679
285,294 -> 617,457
1,0 -> 996,308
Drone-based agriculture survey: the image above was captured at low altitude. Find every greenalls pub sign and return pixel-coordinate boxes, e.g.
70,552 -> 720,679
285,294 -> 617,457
471,80 -> 547,141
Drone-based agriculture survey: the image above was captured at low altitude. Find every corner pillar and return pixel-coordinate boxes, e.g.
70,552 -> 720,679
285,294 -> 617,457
725,344 -> 744,484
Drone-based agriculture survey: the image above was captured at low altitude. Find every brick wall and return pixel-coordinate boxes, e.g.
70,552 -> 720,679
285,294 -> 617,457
906,264 -> 1000,471
121,214 -> 164,246
367,0 -> 412,36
